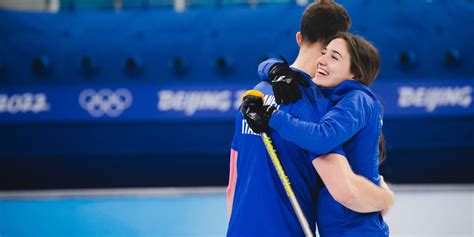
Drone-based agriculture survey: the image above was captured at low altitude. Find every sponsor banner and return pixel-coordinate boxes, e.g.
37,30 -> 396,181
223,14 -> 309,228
0,79 -> 473,123
371,79 -> 474,117
156,89 -> 246,119
0,84 -> 248,123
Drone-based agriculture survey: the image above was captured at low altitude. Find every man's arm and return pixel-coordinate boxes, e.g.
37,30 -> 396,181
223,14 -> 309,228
313,153 -> 394,213
227,148 -> 238,218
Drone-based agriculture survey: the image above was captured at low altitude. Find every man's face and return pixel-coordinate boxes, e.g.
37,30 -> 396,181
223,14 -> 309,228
313,38 -> 353,88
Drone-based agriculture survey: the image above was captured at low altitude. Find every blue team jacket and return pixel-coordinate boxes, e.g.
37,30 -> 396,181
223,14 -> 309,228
228,69 -> 341,236
269,80 -> 389,237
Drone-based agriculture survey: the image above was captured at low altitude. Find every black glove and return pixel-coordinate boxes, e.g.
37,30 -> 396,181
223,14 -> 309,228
268,58 -> 310,105
240,94 -> 277,134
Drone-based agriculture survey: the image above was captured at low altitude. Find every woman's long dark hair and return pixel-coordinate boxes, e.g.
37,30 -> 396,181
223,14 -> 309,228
333,32 -> 387,164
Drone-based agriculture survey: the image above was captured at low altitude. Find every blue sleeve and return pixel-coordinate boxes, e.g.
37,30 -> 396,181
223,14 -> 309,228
309,145 -> 345,161
270,91 -> 372,154
257,58 -> 284,82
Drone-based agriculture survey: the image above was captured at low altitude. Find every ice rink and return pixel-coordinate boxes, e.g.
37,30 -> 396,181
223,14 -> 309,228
1,185 -> 472,237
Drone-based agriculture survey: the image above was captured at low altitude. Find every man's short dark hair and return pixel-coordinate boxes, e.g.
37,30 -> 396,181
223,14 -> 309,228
300,0 -> 351,45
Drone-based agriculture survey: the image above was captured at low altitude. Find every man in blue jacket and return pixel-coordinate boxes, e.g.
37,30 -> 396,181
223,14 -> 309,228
227,1 -> 393,236
250,34 -> 391,236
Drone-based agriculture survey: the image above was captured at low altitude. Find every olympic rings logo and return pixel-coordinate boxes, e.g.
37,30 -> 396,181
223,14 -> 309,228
79,88 -> 133,118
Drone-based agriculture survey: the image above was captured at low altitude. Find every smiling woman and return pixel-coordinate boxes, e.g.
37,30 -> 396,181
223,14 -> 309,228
314,38 -> 353,88
248,32 -> 391,236
313,32 -> 387,165
314,33 -> 381,89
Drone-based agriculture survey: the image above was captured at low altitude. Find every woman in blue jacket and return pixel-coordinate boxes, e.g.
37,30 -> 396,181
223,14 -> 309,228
242,32 -> 390,236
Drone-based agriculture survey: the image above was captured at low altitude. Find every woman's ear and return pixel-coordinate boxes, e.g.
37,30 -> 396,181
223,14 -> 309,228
348,73 -> 356,81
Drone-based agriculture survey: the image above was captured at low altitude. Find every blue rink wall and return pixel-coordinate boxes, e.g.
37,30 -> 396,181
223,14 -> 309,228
1,1 -> 474,189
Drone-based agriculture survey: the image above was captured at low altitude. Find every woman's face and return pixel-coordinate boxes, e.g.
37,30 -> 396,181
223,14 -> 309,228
313,38 -> 354,88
